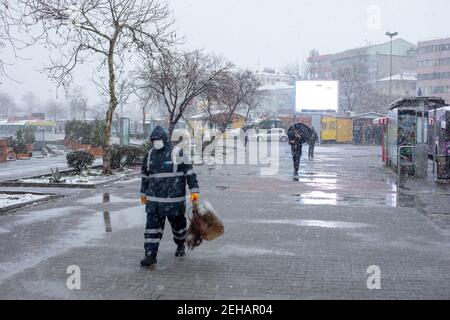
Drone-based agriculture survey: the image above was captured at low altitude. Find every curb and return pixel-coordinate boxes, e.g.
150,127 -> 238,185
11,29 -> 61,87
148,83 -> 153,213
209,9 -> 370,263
0,193 -> 64,215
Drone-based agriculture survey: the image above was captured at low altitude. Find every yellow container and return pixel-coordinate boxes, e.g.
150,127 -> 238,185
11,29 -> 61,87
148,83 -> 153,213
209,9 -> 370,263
336,118 -> 353,143
321,116 -> 337,142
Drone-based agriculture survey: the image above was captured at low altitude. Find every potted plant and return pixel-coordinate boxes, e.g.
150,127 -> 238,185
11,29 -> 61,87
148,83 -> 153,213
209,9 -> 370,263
14,130 -> 31,159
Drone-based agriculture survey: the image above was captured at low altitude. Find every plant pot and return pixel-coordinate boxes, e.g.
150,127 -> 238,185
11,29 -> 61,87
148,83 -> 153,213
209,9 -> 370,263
88,147 -> 104,158
16,152 -> 31,159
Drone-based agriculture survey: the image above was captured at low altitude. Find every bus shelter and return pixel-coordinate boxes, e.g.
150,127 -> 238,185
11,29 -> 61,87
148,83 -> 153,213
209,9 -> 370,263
387,97 -> 447,179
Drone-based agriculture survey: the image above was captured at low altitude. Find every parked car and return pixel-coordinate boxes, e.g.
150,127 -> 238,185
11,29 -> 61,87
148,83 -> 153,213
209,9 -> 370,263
251,128 -> 288,142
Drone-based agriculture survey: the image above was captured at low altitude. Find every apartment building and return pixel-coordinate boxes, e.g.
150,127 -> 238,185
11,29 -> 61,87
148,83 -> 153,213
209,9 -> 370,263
416,37 -> 450,104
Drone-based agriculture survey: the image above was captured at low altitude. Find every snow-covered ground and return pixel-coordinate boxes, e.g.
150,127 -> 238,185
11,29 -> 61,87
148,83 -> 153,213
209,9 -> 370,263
17,168 -> 133,185
0,193 -> 50,209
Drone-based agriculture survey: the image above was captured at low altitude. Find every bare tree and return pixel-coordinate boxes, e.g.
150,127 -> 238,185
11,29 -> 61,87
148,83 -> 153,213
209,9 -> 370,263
0,1 -> 10,78
303,49 -> 320,80
336,62 -> 368,114
241,80 -> 262,124
67,86 -> 89,120
133,89 -> 153,136
137,50 -> 232,139
281,62 -> 302,84
21,91 -> 40,114
0,91 -> 18,119
19,0 -> 176,174
114,78 -> 133,133
0,1 -> 18,78
359,88 -> 397,114
46,99 -> 65,120
203,69 -> 260,133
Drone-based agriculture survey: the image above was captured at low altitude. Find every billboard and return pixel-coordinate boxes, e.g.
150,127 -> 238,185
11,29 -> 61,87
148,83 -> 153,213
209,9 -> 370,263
295,81 -> 338,112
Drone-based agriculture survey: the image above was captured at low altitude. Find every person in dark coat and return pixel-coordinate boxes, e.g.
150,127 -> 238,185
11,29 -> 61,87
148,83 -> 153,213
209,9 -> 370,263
139,126 -> 199,267
365,126 -> 372,145
289,129 -> 304,176
308,127 -> 318,160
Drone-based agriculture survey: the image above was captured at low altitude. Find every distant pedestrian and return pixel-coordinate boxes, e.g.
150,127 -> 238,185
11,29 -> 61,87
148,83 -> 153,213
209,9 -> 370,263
289,129 -> 304,176
365,126 -> 372,144
308,127 -> 318,160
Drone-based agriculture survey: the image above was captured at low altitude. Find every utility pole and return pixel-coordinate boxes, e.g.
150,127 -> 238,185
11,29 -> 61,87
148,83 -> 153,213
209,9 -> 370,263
385,31 -> 398,98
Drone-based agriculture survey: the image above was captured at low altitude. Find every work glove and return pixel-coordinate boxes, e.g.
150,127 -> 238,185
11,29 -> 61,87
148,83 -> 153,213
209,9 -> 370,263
140,195 -> 147,205
190,192 -> 199,203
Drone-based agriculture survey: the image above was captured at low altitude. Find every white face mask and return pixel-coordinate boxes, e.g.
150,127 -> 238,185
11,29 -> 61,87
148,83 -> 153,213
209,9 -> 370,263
153,140 -> 164,150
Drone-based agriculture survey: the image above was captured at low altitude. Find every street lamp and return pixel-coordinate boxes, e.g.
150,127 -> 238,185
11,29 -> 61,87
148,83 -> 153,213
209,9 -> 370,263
385,31 -> 398,98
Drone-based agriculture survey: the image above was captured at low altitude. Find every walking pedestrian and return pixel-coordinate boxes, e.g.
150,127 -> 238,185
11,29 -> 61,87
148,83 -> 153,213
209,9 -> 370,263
289,129 -> 304,176
140,126 -> 200,267
308,127 -> 318,160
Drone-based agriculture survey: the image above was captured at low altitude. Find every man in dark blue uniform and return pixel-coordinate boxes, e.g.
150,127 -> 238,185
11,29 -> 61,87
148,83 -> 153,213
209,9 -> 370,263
139,126 -> 199,267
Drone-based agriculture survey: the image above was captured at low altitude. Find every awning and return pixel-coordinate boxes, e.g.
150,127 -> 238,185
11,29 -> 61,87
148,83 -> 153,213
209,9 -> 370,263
25,120 -> 57,127
373,117 -> 388,125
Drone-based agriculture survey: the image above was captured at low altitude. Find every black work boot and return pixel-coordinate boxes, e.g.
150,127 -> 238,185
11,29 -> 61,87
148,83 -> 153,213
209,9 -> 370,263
140,253 -> 157,267
175,244 -> 185,257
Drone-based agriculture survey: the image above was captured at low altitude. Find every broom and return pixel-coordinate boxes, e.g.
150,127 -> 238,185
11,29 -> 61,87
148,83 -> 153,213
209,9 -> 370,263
186,200 -> 224,250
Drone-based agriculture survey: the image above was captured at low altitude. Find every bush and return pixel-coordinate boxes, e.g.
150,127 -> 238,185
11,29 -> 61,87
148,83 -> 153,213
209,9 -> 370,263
65,120 -> 105,146
89,120 -> 105,148
110,144 -> 146,170
23,126 -> 36,145
13,130 -> 28,154
67,150 -> 95,173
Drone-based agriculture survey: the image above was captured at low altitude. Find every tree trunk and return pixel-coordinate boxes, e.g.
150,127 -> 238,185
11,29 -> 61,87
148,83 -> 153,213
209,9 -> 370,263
168,121 -> 175,141
142,106 -> 146,137
103,43 -> 118,175
244,107 -> 251,125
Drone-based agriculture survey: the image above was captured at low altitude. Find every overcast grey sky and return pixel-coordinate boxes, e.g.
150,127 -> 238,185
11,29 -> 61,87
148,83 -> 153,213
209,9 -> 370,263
1,0 -> 450,106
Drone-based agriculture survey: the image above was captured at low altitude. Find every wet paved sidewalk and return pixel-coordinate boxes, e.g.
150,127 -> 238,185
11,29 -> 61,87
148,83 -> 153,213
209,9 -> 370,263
0,144 -> 449,299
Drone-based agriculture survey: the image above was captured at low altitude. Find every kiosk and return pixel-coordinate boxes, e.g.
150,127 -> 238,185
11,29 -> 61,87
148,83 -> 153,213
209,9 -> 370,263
387,97 -> 446,179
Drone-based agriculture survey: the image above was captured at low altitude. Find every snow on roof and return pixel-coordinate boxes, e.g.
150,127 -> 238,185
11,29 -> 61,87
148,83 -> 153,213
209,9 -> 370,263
258,82 -> 294,91
378,72 -> 417,82
189,110 -> 246,119
351,112 -> 386,119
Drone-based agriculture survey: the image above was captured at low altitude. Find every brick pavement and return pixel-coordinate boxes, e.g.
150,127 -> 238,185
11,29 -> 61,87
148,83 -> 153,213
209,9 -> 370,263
0,145 -> 449,299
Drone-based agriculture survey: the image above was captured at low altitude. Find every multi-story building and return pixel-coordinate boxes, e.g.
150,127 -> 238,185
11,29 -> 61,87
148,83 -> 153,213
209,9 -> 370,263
308,39 -> 416,84
255,68 -> 292,86
307,39 -> 416,113
416,37 -> 450,104
256,82 -> 295,116
377,71 -> 417,97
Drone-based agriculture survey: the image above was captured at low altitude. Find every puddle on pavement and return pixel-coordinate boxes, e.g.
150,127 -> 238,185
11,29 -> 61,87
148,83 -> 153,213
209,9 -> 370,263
103,193 -> 112,233
197,244 -> 296,259
290,191 -> 417,208
253,219 -> 369,229
77,193 -> 139,205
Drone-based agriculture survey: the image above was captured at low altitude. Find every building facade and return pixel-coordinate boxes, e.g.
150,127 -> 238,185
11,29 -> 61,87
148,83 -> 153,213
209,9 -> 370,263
308,39 -> 417,113
255,68 -> 292,87
377,72 -> 417,97
416,37 -> 450,104
308,39 -> 416,84
257,82 -> 295,116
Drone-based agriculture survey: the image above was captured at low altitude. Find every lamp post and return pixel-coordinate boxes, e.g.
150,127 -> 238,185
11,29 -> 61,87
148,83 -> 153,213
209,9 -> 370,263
385,31 -> 398,98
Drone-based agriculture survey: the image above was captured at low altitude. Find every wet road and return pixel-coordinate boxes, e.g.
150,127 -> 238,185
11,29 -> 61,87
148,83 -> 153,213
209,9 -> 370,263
0,155 -> 102,181
0,144 -> 449,299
